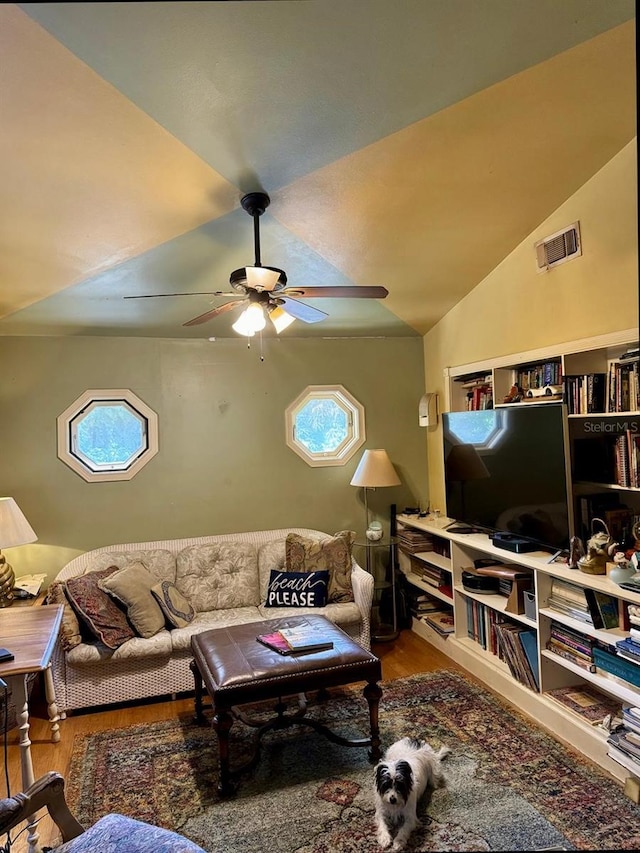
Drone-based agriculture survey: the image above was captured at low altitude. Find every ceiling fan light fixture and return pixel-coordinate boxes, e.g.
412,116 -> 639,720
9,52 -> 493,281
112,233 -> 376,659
232,303 -> 266,336
269,305 -> 296,334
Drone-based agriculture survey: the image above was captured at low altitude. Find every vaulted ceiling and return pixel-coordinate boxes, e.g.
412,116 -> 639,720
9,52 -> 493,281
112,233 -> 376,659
1,1 -> 636,339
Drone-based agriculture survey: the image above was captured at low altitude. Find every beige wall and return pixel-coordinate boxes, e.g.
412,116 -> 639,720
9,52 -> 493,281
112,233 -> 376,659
0,336 -> 427,584
424,139 -> 639,512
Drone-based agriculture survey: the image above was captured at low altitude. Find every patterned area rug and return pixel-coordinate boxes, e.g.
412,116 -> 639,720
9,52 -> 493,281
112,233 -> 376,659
66,670 -> 640,851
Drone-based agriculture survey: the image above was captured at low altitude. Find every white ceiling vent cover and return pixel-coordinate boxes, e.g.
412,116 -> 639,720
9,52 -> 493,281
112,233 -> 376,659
535,222 -> 581,271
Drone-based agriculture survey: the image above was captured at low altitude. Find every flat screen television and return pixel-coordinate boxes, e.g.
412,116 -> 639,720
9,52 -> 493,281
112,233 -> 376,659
442,404 -> 573,553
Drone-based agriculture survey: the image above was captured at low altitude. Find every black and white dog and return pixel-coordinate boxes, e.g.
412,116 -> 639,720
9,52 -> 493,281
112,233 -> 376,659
374,737 -> 450,850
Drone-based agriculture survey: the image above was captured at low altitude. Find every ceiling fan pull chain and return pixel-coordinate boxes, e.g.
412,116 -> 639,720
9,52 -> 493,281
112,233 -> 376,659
260,329 -> 264,362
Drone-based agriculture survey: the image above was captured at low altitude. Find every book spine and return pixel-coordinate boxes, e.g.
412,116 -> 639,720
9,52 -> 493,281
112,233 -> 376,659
594,647 -> 640,688
546,644 -> 596,672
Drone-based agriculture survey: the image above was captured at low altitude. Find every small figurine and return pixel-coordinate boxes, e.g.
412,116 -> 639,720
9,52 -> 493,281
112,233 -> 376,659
503,384 -> 522,404
568,535 -> 585,570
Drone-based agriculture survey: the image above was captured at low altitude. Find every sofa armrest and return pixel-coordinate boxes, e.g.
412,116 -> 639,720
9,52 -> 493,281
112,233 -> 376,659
351,561 -> 374,649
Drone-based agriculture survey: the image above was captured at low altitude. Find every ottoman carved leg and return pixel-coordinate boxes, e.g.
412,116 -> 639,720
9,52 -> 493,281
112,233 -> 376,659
212,707 -> 235,797
190,660 -> 207,725
364,680 -> 382,763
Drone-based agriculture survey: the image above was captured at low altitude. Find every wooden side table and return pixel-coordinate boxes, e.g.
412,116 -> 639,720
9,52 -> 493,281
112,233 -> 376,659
0,603 -> 63,853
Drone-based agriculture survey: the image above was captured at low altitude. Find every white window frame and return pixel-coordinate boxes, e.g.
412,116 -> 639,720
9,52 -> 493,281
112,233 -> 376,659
57,389 -> 159,482
285,384 -> 365,467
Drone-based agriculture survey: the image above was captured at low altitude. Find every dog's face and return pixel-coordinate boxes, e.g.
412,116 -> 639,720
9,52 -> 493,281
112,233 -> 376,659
375,760 -> 413,809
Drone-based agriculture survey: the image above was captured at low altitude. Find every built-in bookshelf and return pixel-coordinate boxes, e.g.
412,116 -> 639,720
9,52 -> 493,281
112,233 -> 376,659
444,328 -> 640,583
445,329 -> 639,413
396,512 -> 640,783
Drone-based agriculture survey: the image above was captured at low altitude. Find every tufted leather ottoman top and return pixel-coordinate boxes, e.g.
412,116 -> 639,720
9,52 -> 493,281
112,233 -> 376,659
191,615 -> 381,708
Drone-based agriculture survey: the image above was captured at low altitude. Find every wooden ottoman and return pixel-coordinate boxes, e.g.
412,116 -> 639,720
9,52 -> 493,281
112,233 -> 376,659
190,614 -> 382,795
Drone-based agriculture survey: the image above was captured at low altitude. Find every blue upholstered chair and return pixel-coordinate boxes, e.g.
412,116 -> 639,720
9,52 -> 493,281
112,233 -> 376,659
0,772 -> 206,853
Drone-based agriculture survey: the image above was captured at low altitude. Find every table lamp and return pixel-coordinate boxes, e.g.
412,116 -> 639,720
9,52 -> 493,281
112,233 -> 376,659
0,497 -> 37,608
350,449 -> 401,534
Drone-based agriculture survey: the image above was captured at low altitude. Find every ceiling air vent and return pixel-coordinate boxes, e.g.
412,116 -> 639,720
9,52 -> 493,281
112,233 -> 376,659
535,222 -> 581,272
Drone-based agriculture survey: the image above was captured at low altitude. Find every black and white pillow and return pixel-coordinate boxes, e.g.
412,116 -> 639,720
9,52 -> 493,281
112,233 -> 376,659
264,569 -> 329,608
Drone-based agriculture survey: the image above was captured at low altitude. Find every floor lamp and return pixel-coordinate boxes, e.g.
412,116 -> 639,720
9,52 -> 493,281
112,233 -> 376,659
350,449 -> 401,567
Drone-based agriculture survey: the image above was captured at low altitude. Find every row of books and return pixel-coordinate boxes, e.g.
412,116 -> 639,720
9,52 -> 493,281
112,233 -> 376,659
563,361 -> 640,415
573,432 -> 640,492
563,372 -> 606,415
455,373 -> 494,412
494,621 -> 539,692
614,430 -> 640,489
464,383 -> 493,411
607,357 -> 639,414
516,360 -> 562,390
545,621 -> 597,673
465,598 -> 501,654
463,600 -> 539,691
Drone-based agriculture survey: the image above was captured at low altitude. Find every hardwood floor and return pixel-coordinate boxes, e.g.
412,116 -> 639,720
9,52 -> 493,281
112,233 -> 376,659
2,629 -> 461,850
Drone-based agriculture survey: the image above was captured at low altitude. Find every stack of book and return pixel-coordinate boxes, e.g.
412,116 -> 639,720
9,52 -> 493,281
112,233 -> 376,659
397,527 -> 434,555
494,621 -> 540,692
546,684 -> 620,727
409,592 -> 441,620
546,621 -> 596,672
615,627 -> 640,664
547,579 -> 593,625
408,557 -> 451,596
421,607 -> 455,636
607,705 -> 640,775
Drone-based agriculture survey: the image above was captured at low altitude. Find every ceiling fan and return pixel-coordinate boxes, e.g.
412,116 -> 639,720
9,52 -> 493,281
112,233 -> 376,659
125,191 -> 388,334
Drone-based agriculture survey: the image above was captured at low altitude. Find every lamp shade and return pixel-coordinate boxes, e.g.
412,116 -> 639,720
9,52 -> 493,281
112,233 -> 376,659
350,449 -> 401,488
0,497 -> 37,549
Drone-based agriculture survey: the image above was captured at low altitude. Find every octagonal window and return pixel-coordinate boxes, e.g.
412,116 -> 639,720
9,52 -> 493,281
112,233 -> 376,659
57,390 -> 158,482
285,385 -> 365,467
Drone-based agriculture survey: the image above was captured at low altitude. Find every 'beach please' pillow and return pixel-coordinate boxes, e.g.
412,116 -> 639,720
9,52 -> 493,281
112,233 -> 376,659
264,569 -> 329,608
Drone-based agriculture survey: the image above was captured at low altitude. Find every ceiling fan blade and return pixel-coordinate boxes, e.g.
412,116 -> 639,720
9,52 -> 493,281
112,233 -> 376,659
246,266 -> 281,291
279,297 -> 328,324
124,291 -> 237,299
279,286 -> 388,299
183,300 -> 247,327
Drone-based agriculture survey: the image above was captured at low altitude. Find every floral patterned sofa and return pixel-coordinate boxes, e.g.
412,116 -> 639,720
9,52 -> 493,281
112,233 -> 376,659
48,528 -> 373,713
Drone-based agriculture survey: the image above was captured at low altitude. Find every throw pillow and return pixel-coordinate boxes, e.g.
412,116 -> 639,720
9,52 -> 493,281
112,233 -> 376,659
65,567 -> 136,650
98,561 -> 166,639
285,530 -> 355,603
264,569 -> 329,608
45,581 -> 83,650
151,581 -> 196,628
